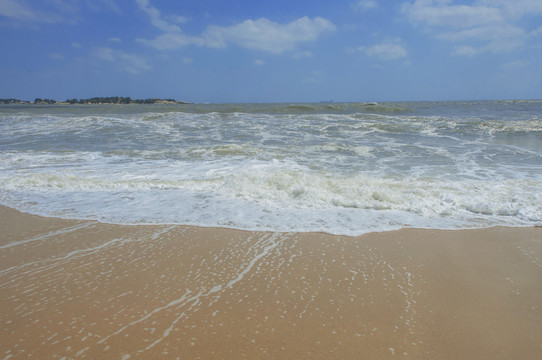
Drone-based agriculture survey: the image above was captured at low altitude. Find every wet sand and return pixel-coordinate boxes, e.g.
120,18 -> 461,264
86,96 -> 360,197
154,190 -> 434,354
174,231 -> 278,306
1,205 -> 541,359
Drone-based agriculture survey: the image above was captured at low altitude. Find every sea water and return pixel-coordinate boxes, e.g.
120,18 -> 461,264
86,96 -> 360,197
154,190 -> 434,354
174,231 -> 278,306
1,101 -> 541,235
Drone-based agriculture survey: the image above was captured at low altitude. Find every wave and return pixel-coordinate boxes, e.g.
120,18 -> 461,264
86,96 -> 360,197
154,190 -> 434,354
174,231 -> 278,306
1,170 -> 540,235
1,151 -> 541,234
1,100 -> 541,235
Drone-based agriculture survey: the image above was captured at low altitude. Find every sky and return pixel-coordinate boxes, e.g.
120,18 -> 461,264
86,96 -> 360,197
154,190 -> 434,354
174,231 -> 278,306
1,0 -> 542,103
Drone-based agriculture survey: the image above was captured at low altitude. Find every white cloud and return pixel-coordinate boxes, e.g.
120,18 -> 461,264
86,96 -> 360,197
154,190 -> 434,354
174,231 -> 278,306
254,59 -> 265,66
203,17 -> 336,54
0,0 -> 122,25
92,47 -> 151,74
136,0 -> 335,54
452,45 -> 479,57
352,0 -> 378,12
0,0 -> 64,23
441,23 -> 526,53
482,0 -> 542,20
108,37 -> 121,43
403,0 -> 503,28
136,0 -> 181,33
365,43 -> 408,60
135,0 -> 203,49
402,0 -> 542,56
49,52 -> 64,60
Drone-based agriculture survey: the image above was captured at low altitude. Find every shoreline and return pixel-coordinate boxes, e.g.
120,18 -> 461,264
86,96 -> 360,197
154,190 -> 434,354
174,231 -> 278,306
3,204 -> 538,238
0,97 -> 190,105
1,204 -> 541,359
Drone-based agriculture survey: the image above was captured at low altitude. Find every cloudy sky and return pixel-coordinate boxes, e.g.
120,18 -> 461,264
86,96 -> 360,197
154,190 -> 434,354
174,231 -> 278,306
1,0 -> 541,102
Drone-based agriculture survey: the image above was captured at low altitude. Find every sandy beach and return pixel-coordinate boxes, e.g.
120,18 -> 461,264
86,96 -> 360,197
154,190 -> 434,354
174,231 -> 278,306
1,205 -> 541,359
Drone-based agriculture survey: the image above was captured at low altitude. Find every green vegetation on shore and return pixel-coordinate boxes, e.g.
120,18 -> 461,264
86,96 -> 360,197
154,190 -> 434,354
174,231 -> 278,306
0,97 -> 189,105
0,98 -> 31,104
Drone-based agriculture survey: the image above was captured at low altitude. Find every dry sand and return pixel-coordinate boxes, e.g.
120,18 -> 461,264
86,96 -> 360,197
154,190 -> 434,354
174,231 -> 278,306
1,205 -> 541,359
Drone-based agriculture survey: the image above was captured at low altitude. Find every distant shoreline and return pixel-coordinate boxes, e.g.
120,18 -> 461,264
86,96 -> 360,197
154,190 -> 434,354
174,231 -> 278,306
0,96 -> 190,105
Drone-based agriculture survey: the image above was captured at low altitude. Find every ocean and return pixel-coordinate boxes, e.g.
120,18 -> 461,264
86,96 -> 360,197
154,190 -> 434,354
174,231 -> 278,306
1,100 -> 541,236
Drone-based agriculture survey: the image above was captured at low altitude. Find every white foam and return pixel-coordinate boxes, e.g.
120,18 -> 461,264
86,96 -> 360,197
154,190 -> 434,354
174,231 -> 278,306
1,151 -> 541,235
1,104 -> 541,235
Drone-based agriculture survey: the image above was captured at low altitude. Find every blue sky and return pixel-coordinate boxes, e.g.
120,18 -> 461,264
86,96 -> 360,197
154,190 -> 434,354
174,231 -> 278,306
1,0 -> 541,102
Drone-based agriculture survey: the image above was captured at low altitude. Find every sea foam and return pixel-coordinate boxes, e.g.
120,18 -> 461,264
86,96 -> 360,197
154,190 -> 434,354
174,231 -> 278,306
1,101 -> 541,235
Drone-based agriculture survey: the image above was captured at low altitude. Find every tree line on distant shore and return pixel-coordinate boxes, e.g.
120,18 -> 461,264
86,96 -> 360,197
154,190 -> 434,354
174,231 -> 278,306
0,97 -> 188,105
